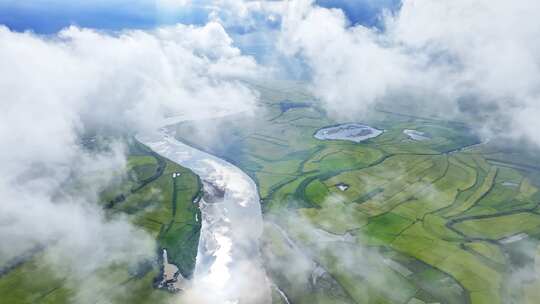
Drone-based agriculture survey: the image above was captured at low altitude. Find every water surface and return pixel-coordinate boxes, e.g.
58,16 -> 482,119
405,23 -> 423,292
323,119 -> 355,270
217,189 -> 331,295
314,123 -> 383,143
137,124 -> 270,303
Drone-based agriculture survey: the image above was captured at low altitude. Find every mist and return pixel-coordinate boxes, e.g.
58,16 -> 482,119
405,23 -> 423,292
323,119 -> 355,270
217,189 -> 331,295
279,0 -> 540,146
0,20 -> 260,303
3,1 -> 540,303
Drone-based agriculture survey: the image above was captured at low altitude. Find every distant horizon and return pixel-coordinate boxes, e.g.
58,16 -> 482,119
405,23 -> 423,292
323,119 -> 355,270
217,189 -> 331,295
0,0 -> 398,34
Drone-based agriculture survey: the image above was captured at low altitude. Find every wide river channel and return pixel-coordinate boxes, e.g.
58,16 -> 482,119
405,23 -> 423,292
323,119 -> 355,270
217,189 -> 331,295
137,118 -> 270,304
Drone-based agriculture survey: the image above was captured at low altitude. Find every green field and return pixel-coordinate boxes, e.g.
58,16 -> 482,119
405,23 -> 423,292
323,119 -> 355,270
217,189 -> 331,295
4,81 -> 540,303
0,140 -> 202,304
175,82 -> 540,304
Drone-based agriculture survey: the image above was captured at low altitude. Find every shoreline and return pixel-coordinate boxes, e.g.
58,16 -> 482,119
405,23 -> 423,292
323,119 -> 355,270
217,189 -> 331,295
136,115 -> 270,303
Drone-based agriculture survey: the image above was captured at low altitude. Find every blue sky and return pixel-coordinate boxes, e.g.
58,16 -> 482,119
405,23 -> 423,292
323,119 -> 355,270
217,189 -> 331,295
0,0 -> 400,34
2,1 -> 149,33
0,0 -> 399,74
318,0 -> 401,27
0,0 -> 206,33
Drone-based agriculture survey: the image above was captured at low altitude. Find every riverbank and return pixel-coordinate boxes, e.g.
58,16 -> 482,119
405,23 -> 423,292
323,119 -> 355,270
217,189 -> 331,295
137,124 -> 270,303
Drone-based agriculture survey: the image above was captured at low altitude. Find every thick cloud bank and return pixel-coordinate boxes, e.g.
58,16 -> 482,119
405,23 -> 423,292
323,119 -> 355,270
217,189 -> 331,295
280,0 -> 540,145
0,22 -> 259,302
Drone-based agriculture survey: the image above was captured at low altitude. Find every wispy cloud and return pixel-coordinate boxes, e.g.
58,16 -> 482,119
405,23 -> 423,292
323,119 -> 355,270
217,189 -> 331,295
0,21 -> 259,302
279,0 -> 540,145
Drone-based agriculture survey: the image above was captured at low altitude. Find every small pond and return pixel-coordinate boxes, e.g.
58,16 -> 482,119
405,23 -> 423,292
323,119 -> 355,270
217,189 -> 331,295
314,123 -> 383,143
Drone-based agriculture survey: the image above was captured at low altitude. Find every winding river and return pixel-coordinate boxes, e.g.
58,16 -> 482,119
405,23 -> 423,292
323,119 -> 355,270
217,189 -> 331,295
137,118 -> 270,303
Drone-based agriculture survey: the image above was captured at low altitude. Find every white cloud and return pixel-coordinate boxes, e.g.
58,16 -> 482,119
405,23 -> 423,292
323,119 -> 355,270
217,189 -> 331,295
167,0 -> 286,30
280,0 -> 540,144
0,21 -> 260,302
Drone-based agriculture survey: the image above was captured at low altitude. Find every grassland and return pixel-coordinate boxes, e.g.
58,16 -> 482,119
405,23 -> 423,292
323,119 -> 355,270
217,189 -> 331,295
175,82 -> 540,304
4,80 -> 540,304
0,140 -> 202,304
